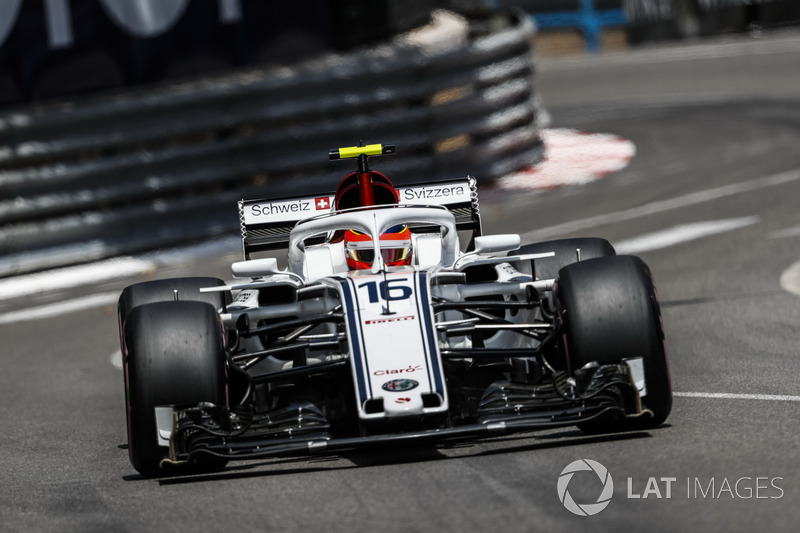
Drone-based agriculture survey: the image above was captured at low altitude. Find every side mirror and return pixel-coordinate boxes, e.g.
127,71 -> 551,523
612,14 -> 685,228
231,258 -> 280,278
473,234 -> 521,254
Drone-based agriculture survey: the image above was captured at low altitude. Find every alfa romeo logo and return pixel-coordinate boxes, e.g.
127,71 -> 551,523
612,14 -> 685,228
557,459 -> 614,516
381,379 -> 419,392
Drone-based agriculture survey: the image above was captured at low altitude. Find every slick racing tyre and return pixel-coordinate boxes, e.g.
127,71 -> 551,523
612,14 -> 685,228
123,301 -> 228,477
556,255 -> 672,429
118,276 -> 230,339
511,238 -> 615,281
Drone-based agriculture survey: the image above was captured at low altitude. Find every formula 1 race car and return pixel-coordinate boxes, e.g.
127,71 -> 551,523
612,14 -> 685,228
117,144 -> 672,477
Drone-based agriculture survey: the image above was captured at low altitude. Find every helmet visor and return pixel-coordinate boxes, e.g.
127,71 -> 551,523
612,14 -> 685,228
345,245 -> 411,267
345,226 -> 412,268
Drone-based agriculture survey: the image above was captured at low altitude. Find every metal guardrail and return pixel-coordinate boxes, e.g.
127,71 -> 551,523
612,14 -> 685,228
0,10 -> 544,277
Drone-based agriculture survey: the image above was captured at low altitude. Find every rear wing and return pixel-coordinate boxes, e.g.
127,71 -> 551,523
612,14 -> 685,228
239,177 -> 482,258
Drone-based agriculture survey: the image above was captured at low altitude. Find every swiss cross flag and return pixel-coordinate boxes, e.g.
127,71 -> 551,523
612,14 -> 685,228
315,197 -> 331,210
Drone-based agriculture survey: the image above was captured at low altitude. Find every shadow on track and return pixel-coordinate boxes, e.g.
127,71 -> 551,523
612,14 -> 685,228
134,427 -> 662,486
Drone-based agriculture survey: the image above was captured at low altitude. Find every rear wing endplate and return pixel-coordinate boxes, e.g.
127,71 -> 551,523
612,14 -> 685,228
239,177 -> 481,258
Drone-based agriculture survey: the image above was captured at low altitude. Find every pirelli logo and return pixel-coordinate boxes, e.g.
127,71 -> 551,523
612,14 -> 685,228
364,315 -> 416,325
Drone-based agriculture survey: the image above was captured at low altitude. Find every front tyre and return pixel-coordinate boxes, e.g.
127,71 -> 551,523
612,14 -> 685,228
556,255 -> 672,428
118,276 -> 230,336
512,238 -> 616,281
123,301 -> 227,477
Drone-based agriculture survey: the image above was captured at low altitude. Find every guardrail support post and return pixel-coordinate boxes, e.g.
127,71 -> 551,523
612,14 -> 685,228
580,0 -> 601,51
531,0 -> 628,53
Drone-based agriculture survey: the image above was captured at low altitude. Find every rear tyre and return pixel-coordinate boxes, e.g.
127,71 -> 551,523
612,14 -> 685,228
123,301 -> 228,477
512,238 -> 615,281
556,255 -> 671,429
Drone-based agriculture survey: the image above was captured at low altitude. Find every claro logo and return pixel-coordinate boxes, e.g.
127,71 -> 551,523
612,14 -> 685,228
373,365 -> 422,376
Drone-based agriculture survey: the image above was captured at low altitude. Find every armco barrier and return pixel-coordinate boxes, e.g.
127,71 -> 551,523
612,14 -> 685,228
0,10 -> 544,277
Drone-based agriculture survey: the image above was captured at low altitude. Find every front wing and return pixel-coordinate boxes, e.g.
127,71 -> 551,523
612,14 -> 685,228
160,362 -> 651,468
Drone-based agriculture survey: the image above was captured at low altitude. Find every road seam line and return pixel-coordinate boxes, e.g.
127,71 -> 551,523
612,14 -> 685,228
674,392 -> 800,402
614,216 -> 759,254
0,291 -> 119,325
521,168 -> 800,242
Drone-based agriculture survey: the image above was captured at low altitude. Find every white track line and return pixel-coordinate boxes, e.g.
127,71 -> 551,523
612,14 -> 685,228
0,291 -> 119,325
770,225 -> 800,239
614,216 -> 759,254
110,350 -> 123,370
779,261 -> 800,298
521,168 -> 800,242
0,236 -> 241,301
0,258 -> 154,301
675,392 -> 800,402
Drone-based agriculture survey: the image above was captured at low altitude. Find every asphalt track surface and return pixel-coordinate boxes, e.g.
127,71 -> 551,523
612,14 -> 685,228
2,30 -> 800,532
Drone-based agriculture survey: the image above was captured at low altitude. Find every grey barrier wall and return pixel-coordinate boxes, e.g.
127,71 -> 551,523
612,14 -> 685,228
0,0 -> 438,107
0,9 -> 544,277
623,0 -> 800,37
624,0 -> 780,22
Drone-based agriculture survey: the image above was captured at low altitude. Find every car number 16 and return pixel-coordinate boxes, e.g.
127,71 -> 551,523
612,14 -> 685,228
358,280 -> 413,304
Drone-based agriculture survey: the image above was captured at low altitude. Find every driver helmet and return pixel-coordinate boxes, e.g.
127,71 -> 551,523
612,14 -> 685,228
344,224 -> 413,270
